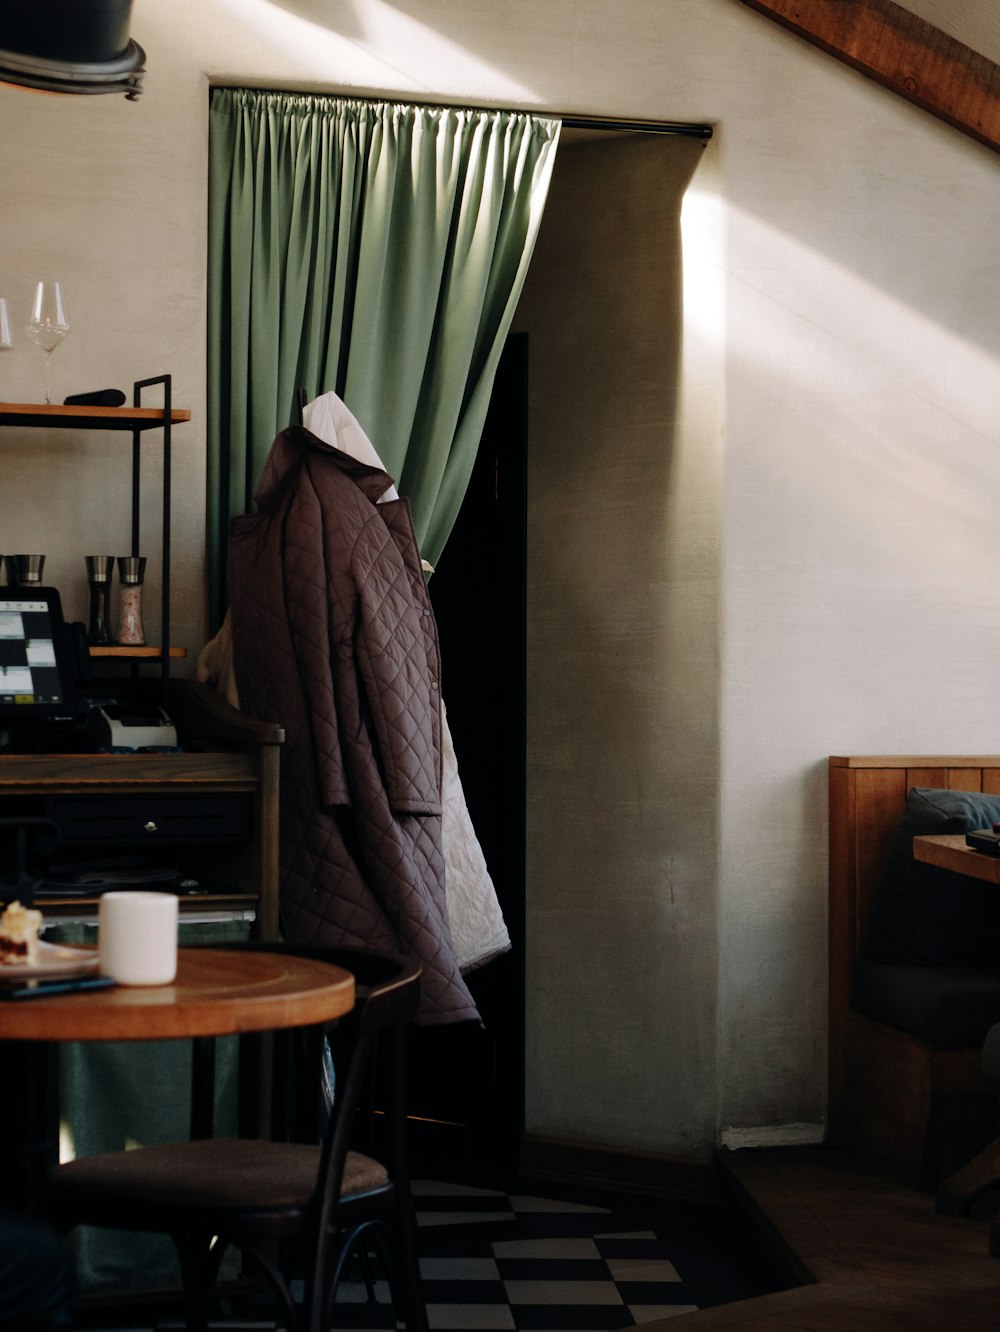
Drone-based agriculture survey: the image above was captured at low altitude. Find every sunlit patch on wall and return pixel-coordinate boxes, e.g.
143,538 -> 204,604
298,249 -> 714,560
213,0 -> 542,102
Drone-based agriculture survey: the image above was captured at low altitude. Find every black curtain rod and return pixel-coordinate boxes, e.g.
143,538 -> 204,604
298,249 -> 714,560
209,86 -> 714,139
561,116 -> 713,139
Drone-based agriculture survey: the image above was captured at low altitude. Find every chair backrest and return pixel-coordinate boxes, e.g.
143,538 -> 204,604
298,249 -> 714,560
230,940 -> 421,1181
240,940 -> 421,1029
314,947 -> 421,1197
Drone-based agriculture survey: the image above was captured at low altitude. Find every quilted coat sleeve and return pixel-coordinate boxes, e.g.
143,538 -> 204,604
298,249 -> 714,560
281,474 -> 353,809
350,507 -> 443,816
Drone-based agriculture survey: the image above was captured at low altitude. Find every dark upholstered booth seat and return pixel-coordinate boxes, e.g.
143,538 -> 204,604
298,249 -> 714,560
851,956 -> 1000,1049
829,760 -> 1000,1188
851,785 -> 1000,1051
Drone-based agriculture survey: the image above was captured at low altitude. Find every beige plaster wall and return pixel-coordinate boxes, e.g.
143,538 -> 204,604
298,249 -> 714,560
513,134 -> 718,1154
1,0 -> 998,1157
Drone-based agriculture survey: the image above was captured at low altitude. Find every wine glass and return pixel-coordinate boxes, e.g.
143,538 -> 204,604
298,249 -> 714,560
0,299 -> 11,399
26,281 -> 70,404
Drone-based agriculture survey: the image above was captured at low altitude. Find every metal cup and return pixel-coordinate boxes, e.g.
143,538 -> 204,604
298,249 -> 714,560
5,554 -> 45,585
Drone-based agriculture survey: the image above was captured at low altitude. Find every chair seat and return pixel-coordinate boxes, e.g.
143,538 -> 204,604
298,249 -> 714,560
48,1139 -> 389,1214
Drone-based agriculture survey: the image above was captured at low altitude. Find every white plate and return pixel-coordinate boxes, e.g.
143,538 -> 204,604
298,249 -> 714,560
0,939 -> 100,978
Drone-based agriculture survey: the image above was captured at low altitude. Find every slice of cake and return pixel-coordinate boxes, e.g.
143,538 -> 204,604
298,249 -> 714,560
0,900 -> 43,966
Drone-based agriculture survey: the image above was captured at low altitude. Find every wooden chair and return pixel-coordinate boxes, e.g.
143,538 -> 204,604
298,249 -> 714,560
828,756 -> 1000,1188
45,943 -> 428,1332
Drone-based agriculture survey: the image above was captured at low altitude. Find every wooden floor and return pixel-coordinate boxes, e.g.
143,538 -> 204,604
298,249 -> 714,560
645,1145 -> 1000,1330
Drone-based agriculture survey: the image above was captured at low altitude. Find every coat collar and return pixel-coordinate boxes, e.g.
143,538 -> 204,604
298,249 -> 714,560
255,425 -> 398,510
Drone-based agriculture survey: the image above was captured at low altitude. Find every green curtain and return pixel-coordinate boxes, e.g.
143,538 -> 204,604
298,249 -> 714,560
208,89 -> 560,626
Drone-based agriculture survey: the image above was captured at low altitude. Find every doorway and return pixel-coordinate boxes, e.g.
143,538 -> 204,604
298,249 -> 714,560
407,334 -> 528,1170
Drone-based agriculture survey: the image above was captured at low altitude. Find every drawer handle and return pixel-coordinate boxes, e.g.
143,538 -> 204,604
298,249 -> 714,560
143,820 -> 159,833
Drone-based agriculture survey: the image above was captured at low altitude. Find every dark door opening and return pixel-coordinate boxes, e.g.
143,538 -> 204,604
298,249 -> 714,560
406,334 -> 528,1171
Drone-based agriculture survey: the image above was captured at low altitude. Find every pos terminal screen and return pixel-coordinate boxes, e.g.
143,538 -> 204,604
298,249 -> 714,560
0,591 -> 73,713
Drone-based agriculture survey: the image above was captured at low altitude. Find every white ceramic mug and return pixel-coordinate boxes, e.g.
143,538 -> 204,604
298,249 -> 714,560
98,890 -> 178,986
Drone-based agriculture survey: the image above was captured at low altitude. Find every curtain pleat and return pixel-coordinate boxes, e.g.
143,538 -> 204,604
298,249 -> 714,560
207,90 -> 560,626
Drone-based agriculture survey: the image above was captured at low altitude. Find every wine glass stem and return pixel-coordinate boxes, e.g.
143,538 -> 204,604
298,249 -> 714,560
44,352 -> 52,405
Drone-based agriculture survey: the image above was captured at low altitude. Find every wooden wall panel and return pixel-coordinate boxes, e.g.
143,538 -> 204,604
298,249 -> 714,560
907,767 -> 947,790
827,761 -> 853,1124
852,767 -> 906,940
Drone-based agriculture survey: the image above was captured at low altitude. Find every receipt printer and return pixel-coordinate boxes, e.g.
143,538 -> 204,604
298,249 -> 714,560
92,704 -> 177,750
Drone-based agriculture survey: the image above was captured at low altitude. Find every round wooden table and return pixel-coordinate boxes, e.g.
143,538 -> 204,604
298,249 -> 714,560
0,947 -> 355,1211
0,946 -> 355,1042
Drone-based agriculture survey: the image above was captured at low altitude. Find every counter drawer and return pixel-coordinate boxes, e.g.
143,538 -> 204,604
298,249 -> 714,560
47,793 -> 249,844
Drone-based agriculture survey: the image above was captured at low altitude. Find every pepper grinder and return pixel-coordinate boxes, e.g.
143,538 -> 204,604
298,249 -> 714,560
84,556 -> 115,645
116,556 -> 147,646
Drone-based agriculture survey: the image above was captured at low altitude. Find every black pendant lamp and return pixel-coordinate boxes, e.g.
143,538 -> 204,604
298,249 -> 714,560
0,0 -> 145,101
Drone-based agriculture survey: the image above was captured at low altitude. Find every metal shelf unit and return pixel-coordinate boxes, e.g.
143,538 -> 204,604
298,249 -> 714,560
0,376 -> 191,699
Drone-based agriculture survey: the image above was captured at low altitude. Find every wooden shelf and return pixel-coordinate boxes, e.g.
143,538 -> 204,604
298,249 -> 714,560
0,403 -> 191,432
0,384 -> 191,700
830,755 -> 1000,768
38,892 -> 260,917
0,748 -> 258,791
88,646 -> 188,659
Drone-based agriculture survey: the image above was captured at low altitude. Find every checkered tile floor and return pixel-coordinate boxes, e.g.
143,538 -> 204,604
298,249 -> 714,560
83,1174 -> 780,1330
404,1176 -> 776,1330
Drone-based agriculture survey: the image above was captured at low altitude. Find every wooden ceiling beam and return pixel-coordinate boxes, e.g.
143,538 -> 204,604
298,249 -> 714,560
738,0 -> 1000,154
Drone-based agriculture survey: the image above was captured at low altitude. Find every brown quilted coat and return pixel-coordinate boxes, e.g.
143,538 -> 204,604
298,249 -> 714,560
229,426 -> 479,1023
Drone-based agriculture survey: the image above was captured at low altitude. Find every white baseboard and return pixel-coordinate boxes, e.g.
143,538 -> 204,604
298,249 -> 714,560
720,1122 -> 825,1150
